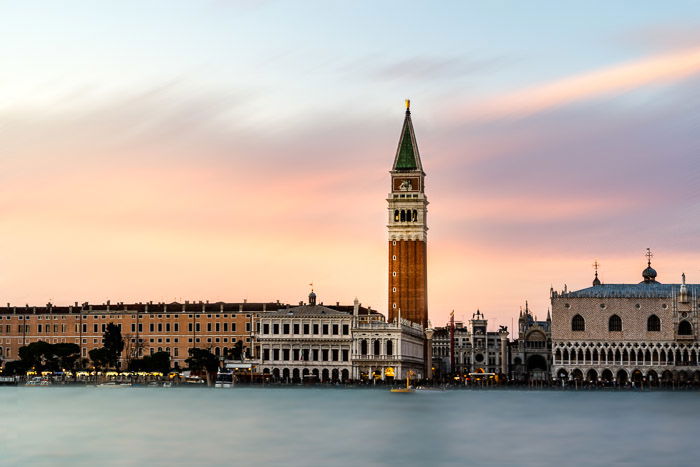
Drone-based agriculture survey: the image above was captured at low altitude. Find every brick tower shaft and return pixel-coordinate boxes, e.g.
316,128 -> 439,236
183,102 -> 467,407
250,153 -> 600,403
387,100 -> 428,328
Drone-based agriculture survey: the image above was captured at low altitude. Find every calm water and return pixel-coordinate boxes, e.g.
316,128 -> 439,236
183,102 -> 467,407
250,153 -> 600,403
1,387 -> 698,466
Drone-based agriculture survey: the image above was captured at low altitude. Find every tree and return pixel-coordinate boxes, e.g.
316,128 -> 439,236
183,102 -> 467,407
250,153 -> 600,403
89,347 -> 111,371
103,323 -> 124,369
226,341 -> 245,361
128,351 -> 171,374
185,348 -> 220,386
51,343 -> 80,372
3,360 -> 29,376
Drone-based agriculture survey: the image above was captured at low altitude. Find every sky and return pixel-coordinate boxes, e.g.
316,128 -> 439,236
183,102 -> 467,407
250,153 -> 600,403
2,1 -> 700,332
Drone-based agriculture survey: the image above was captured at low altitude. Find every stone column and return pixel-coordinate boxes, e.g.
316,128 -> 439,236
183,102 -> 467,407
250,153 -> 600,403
425,328 -> 434,380
499,329 -> 509,378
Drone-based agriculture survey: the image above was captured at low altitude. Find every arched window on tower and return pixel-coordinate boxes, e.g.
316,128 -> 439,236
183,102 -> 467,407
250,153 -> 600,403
394,210 -> 399,222
571,314 -> 585,332
678,320 -> 693,335
373,340 -> 381,356
647,314 -> 661,332
400,210 -> 406,222
609,315 -> 622,332
412,210 -> 417,222
386,340 -> 393,356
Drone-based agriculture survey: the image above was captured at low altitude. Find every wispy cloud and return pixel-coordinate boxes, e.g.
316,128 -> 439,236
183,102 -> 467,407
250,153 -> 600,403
453,46 -> 700,121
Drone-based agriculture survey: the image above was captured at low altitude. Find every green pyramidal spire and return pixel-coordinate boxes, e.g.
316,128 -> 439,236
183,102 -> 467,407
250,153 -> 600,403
392,100 -> 423,172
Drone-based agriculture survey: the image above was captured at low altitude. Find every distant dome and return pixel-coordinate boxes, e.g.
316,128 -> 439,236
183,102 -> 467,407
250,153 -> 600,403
642,266 -> 657,283
592,275 -> 601,286
308,291 -> 317,306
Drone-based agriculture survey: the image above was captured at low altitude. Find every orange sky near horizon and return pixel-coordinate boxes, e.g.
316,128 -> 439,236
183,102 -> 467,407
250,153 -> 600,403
3,4 -> 700,334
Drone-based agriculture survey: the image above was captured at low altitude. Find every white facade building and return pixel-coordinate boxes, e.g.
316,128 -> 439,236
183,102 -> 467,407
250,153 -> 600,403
352,317 -> 425,381
256,292 -> 353,382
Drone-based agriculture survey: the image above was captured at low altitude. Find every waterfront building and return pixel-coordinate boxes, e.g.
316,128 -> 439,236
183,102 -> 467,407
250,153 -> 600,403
431,321 -> 468,376
509,302 -> 552,382
387,100 -> 429,328
430,311 -> 509,379
352,312 -> 425,381
551,251 -> 700,385
0,300 -> 280,369
256,292 -> 389,382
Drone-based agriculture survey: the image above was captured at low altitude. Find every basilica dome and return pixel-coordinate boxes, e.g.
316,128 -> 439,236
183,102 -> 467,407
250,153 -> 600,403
642,265 -> 657,283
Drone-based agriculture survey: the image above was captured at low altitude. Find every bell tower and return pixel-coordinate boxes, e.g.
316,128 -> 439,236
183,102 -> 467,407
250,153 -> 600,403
387,100 -> 428,328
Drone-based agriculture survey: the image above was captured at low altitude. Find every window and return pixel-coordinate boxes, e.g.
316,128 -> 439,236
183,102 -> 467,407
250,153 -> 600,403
608,315 -> 622,332
188,323 -> 193,332
678,320 -> 693,335
263,324 -> 270,334
647,315 -> 661,332
195,323 -> 201,332
215,322 -> 220,332
571,315 -> 585,332
223,322 -> 228,332
387,340 -> 393,355
342,349 -> 349,361
207,323 -> 212,332
322,324 -> 329,335
332,324 -> 339,335
231,323 -> 237,332
273,324 -> 279,334
303,324 -> 309,334
174,323 -> 179,332
283,324 -> 290,334
313,324 -> 319,334
149,323 -> 154,333
342,324 -> 349,335
293,324 -> 300,334
245,323 -> 250,332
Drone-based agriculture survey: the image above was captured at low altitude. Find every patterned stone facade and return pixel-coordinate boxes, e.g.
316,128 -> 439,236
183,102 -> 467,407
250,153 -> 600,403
551,263 -> 700,384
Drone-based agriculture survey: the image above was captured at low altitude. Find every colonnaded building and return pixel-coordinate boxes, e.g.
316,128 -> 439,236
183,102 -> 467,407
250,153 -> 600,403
551,252 -> 700,385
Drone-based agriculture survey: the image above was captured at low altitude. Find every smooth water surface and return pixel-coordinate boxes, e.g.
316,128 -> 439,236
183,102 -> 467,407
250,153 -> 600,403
1,387 -> 697,466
